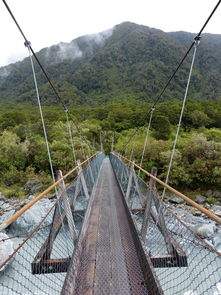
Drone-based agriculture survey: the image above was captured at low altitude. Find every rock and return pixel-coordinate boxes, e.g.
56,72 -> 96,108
191,223 -> 216,239
20,199 -> 29,207
0,200 -> 5,207
205,190 -> 213,198
11,198 -> 53,233
0,233 -> 14,271
24,179 -> 42,194
212,206 -> 221,217
193,210 -> 202,217
0,210 -> 15,224
212,190 -> 221,199
213,206 -> 221,211
195,195 -> 206,204
169,195 -> 185,205
1,203 -> 12,212
204,203 -> 211,209
28,195 -> 36,200
0,193 -> 6,201
214,211 -> 221,218
47,193 -> 56,200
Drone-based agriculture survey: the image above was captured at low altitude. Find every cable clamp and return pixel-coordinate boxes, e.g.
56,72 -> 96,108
194,36 -> 201,46
24,40 -> 31,48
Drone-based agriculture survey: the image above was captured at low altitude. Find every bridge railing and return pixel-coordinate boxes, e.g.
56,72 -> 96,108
0,152 -> 105,295
110,152 -> 221,295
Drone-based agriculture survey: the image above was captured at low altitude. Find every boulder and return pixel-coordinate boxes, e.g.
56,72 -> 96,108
24,179 -> 42,194
195,195 -> 206,204
212,206 -> 221,218
0,232 -> 14,271
191,223 -> 216,239
0,210 -> 15,224
0,193 -> 6,201
205,190 -> 213,198
11,199 -> 53,234
1,203 -> 12,211
169,195 -> 185,205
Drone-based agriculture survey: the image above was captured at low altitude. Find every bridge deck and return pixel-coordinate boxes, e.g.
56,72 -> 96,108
62,158 -> 160,294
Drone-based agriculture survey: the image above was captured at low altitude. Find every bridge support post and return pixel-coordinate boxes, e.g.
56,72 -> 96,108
126,160 -> 135,202
87,156 -> 95,184
77,159 -> 90,200
57,170 -> 77,242
141,167 -> 157,239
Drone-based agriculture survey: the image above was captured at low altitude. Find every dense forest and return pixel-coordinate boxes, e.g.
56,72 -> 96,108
0,22 -> 221,199
1,22 -> 221,106
0,98 -> 221,199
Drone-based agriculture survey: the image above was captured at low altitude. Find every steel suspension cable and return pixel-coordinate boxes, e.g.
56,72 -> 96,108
27,45 -> 71,254
121,0 -> 221,152
27,45 -> 55,184
65,110 -> 77,165
147,0 -> 221,116
161,39 -> 200,200
1,0 -> 66,110
2,0 -> 92,161
129,128 -> 139,161
138,107 -> 155,176
68,112 -> 93,156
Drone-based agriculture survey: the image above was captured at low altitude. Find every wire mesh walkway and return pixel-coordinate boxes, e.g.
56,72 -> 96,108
0,154 -> 221,295
61,157 -> 162,295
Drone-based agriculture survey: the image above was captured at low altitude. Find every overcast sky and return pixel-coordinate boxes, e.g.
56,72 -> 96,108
0,0 -> 221,67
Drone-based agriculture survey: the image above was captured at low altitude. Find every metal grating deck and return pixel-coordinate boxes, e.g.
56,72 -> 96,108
62,158 -> 161,295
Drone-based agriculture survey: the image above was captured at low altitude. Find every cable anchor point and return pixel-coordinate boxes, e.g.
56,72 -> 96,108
194,36 -> 201,46
24,40 -> 31,48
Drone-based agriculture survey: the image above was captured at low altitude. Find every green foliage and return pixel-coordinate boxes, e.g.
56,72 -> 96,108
203,128 -> 221,142
152,115 -> 171,140
1,22 -> 221,197
0,96 -> 221,197
1,22 -> 221,106
0,131 -> 28,170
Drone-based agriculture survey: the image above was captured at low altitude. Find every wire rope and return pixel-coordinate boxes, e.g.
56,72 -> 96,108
65,110 -> 77,165
138,107 -> 155,176
121,0 -> 221,152
27,45 -> 71,255
27,46 -> 55,184
2,0 -> 92,161
161,38 -> 200,200
129,128 -> 139,162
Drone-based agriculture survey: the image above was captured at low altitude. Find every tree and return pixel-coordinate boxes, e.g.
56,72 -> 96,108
189,110 -> 210,128
152,115 -> 171,140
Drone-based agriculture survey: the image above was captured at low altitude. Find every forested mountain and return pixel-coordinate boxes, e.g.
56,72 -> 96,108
0,22 -> 221,106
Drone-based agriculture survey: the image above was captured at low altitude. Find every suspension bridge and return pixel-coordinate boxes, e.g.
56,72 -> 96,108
1,0 -> 221,294
0,152 -> 221,294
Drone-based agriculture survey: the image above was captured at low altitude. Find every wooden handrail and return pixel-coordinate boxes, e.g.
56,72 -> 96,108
0,152 -> 100,231
113,152 -> 221,224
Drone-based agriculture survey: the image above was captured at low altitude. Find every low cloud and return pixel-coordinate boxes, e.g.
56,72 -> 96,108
57,42 -> 83,60
0,65 -> 12,78
44,28 -> 113,63
85,28 -> 113,44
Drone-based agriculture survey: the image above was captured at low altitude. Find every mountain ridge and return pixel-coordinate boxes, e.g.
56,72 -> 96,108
0,21 -> 221,106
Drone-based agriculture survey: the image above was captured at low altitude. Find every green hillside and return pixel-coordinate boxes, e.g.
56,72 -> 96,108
1,22 -> 221,106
